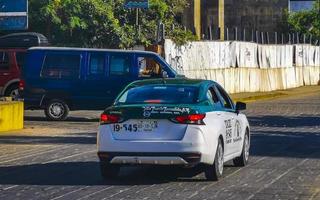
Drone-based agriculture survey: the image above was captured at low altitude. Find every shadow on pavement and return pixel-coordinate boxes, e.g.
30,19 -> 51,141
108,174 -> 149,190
0,134 -> 97,145
248,115 -> 320,127
250,130 -> 320,159
24,116 -> 99,123
0,163 -> 207,186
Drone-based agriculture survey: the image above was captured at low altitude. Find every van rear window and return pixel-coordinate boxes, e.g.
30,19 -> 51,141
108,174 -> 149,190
41,54 -> 80,79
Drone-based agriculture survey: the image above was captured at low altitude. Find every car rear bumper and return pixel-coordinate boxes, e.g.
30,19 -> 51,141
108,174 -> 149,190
98,152 -> 201,166
20,91 -> 43,109
97,125 -> 216,165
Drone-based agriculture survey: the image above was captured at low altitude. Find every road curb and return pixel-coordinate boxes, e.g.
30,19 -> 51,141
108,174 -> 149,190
231,86 -> 320,103
232,93 -> 287,103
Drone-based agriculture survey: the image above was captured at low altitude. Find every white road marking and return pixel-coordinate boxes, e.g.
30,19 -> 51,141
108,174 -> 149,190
0,144 -> 78,164
103,188 -> 131,199
50,186 -> 90,200
75,186 -> 114,200
2,185 -> 19,190
42,150 -> 96,164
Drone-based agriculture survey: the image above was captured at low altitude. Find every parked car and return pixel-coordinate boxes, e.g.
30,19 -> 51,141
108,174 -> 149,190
0,32 -> 49,98
0,48 -> 26,98
97,78 -> 250,181
21,47 -> 179,120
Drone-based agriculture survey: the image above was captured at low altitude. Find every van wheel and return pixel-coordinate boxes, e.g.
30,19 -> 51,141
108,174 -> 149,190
100,162 -> 120,180
204,138 -> 224,181
4,84 -> 19,99
233,131 -> 250,167
44,99 -> 69,121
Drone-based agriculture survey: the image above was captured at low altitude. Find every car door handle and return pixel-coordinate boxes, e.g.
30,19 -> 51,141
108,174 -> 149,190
2,73 -> 10,75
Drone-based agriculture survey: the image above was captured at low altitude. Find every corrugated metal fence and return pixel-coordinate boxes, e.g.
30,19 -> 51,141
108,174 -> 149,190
164,39 -> 320,93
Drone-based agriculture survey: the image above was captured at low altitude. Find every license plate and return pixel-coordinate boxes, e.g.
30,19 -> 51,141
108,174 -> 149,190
113,120 -> 158,132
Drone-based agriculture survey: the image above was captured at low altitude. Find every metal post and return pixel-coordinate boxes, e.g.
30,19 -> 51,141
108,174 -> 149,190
226,27 -> 229,40
217,27 -> 221,40
275,32 -> 278,44
266,32 -> 270,44
243,28 -> 246,41
251,29 -> 254,42
234,27 -> 238,40
256,31 -> 259,43
162,23 -> 165,41
209,26 -> 213,40
288,33 -> 291,44
292,33 -> 295,44
136,8 -> 139,26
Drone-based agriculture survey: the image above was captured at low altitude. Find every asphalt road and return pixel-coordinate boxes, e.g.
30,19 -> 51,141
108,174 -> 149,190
0,92 -> 319,200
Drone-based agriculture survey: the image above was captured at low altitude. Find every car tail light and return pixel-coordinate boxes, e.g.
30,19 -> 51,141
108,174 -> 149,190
19,80 -> 25,90
173,114 -> 206,125
100,114 -> 122,125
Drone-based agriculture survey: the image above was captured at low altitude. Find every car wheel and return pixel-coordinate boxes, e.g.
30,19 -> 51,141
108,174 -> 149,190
4,84 -> 19,99
205,138 -> 224,181
100,162 -> 120,179
44,99 -> 69,121
233,131 -> 250,167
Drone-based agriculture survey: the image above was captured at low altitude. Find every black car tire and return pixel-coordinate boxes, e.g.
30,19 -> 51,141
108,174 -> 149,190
44,99 -> 69,121
100,162 -> 120,179
4,84 -> 19,99
204,138 -> 224,181
233,131 -> 250,167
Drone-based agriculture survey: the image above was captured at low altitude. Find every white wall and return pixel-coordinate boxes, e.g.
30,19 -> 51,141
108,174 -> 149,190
164,39 -> 320,93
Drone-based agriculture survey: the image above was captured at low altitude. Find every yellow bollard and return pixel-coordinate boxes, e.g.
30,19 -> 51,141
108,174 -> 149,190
0,101 -> 24,132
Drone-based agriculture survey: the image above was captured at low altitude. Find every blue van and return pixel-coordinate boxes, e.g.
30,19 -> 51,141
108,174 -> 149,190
21,47 -> 178,120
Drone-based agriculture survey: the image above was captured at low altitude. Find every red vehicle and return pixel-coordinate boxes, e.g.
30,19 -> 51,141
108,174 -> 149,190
0,32 -> 49,98
0,48 -> 26,97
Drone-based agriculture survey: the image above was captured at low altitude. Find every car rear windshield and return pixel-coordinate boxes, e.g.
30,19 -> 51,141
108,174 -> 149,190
116,85 -> 199,105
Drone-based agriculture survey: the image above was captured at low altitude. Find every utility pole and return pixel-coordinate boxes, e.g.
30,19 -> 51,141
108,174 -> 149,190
218,0 -> 225,40
194,0 -> 201,40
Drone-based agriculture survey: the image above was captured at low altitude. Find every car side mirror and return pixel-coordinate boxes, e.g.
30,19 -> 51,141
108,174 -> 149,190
162,71 -> 169,78
235,102 -> 246,111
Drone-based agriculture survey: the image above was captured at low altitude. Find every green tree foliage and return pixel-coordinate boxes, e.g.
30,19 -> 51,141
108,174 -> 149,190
286,0 -> 320,38
28,0 -> 195,48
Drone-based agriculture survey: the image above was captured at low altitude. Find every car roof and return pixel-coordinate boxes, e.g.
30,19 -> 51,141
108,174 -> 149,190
128,78 -> 215,88
0,48 -> 27,51
0,32 -> 46,38
28,46 -> 160,56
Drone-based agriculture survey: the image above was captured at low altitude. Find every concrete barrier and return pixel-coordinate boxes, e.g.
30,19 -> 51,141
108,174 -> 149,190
180,66 -> 319,93
0,100 -> 24,132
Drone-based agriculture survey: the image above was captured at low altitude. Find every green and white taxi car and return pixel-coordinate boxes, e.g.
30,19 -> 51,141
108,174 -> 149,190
97,79 -> 250,180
